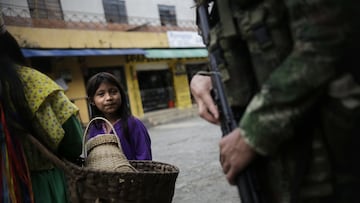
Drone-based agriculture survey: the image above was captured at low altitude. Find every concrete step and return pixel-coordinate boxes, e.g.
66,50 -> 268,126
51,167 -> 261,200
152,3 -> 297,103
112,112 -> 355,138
140,105 -> 199,128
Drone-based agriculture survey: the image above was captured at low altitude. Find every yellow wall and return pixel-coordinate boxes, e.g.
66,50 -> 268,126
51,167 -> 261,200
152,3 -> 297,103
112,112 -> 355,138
125,63 -> 144,117
170,61 -> 193,109
172,75 -> 193,109
8,26 -> 169,49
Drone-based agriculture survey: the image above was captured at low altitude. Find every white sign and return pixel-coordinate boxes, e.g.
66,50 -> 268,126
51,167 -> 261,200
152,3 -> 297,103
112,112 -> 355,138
167,31 -> 206,48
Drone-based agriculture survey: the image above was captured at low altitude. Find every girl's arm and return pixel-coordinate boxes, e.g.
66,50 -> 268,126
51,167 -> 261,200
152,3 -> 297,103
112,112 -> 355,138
130,117 -> 152,160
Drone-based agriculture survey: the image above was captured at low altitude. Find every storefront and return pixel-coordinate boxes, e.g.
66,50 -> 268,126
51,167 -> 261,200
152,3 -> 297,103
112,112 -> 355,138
22,47 -> 208,124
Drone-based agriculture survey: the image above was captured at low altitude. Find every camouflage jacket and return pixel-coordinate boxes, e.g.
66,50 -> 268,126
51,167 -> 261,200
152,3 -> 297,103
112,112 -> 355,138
202,0 -> 360,202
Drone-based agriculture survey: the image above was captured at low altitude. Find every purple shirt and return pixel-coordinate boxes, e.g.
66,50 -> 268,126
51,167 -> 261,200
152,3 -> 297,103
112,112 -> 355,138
87,116 -> 152,160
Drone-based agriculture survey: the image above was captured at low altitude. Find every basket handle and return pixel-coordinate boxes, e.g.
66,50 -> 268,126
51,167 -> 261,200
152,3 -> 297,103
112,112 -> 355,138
82,117 -> 122,159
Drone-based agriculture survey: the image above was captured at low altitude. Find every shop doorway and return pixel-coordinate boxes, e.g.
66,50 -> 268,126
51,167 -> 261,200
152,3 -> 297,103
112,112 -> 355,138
85,67 -> 127,90
137,69 -> 174,113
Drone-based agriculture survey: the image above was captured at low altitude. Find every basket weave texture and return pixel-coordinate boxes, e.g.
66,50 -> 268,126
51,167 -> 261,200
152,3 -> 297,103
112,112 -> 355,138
83,117 -> 137,173
85,134 -> 137,172
64,159 -> 179,203
27,117 -> 179,203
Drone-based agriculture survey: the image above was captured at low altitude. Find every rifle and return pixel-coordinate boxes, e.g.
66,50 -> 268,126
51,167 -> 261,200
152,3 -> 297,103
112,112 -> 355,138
195,2 -> 262,203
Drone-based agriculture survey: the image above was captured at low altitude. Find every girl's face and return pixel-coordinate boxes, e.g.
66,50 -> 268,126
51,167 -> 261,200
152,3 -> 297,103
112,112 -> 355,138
92,82 -> 122,118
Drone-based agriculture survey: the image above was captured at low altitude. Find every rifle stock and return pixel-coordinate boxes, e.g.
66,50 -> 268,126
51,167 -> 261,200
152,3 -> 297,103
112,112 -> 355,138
196,3 -> 262,203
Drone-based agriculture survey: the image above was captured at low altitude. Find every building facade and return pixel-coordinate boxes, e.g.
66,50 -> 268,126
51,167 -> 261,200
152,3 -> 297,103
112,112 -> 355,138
0,0 -> 208,124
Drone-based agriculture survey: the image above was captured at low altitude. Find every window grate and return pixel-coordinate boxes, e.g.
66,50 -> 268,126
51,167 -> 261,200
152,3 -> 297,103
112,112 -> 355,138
158,4 -> 177,26
27,0 -> 63,20
103,0 -> 128,24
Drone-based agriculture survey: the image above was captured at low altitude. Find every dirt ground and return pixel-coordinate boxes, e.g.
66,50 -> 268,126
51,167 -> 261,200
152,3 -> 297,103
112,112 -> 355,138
149,116 -> 240,203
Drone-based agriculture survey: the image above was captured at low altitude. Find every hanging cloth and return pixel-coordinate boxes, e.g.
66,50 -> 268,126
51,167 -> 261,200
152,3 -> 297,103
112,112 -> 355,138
0,104 -> 34,203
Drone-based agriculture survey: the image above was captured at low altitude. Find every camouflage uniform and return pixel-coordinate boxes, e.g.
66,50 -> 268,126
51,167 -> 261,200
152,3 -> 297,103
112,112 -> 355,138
197,0 -> 360,202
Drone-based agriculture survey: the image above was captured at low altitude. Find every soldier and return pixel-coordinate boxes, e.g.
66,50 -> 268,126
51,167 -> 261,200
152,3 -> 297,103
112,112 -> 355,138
190,0 -> 360,202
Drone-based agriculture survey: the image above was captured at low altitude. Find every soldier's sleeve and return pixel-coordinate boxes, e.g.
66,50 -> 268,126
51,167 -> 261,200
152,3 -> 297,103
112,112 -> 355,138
239,0 -> 349,156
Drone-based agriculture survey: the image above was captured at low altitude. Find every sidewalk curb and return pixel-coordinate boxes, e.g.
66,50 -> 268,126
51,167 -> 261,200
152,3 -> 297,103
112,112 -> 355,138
140,105 -> 198,128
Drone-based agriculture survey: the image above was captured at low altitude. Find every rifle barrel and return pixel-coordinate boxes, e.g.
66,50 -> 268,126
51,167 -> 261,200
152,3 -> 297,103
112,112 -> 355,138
196,3 -> 262,203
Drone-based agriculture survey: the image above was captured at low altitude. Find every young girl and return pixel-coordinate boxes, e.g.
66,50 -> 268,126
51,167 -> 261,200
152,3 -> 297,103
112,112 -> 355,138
86,72 -> 152,160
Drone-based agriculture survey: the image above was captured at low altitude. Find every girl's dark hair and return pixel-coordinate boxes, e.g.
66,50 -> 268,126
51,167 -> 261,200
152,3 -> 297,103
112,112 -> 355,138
86,72 -> 131,139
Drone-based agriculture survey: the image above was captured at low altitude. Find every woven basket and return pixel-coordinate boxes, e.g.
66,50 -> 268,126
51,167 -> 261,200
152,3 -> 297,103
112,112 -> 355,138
26,118 -> 180,203
83,117 -> 137,173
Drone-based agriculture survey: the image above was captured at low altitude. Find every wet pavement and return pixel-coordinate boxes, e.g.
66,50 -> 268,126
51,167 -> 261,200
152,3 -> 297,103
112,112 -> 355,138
149,116 -> 240,203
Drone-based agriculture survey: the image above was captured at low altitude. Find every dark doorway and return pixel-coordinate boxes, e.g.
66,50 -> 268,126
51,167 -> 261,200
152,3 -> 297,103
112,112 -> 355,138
85,67 -> 127,91
137,69 -> 174,113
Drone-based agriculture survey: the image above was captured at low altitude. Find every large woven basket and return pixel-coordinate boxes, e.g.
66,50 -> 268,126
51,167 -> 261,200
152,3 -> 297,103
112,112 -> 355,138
65,159 -> 178,203
27,118 -> 179,203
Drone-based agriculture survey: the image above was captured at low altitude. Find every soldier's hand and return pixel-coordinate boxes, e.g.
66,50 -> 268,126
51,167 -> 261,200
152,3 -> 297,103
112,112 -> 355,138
190,74 -> 220,124
219,128 -> 256,185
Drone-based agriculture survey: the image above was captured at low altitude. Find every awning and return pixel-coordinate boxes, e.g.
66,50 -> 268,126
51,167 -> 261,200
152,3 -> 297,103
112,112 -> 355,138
145,48 -> 208,59
21,48 -> 146,57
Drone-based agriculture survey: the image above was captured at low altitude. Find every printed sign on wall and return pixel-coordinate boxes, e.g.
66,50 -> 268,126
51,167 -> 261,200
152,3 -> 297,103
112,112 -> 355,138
167,31 -> 206,48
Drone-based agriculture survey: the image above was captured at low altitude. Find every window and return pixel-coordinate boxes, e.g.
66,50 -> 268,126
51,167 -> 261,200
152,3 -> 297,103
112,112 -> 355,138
137,70 -> 174,112
103,0 -> 128,24
27,0 -> 63,20
158,5 -> 177,26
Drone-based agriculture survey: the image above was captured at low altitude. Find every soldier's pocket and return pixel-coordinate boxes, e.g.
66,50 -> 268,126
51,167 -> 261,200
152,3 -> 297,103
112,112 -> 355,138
233,2 -> 293,82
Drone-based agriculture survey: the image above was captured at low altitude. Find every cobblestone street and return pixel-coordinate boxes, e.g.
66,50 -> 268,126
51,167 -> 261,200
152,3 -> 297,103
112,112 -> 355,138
149,116 -> 239,203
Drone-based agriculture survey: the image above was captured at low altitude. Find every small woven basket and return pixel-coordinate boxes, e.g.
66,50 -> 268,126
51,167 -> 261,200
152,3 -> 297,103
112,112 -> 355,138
27,117 -> 179,203
83,117 -> 137,173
